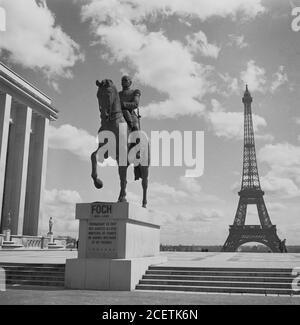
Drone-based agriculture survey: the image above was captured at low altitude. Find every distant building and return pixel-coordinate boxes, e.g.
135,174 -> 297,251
0,62 -> 58,236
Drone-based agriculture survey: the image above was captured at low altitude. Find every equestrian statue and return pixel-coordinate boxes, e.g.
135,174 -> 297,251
91,76 -> 150,208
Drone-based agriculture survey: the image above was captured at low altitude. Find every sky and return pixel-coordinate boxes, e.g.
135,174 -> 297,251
0,0 -> 300,245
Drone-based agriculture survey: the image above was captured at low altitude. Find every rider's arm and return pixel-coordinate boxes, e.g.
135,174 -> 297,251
122,90 -> 141,112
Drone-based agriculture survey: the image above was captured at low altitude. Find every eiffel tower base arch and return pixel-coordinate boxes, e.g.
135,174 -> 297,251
222,225 -> 282,253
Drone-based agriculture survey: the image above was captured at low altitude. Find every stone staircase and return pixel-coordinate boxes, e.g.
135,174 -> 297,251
0,263 -> 65,289
136,266 -> 300,296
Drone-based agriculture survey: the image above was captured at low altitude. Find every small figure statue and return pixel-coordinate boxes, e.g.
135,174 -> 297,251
48,217 -> 54,235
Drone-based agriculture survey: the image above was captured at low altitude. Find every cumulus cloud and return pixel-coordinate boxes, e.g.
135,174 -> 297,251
84,17 -> 212,118
219,73 -> 239,96
81,0 -> 265,119
127,174 -> 226,244
41,189 -> 81,237
147,177 -> 220,206
241,60 -> 266,92
187,31 -> 221,59
270,66 -> 288,93
261,174 -> 300,198
175,208 -> 223,223
228,34 -> 249,49
0,0 -> 84,82
207,99 -> 273,140
128,174 -> 222,228
179,176 -> 202,194
189,208 -> 224,222
81,0 -> 265,23
220,62 -> 288,97
208,111 -> 269,140
149,182 -> 189,203
259,143 -> 300,198
49,124 -> 97,161
259,143 -> 300,170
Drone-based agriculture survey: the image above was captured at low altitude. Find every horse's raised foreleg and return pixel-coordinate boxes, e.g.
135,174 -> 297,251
141,166 -> 149,208
118,165 -> 128,202
91,147 -> 103,189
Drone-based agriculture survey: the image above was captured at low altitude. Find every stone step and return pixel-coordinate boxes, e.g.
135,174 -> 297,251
139,279 -> 292,289
146,270 -> 293,278
136,284 -> 300,296
6,274 -> 65,281
149,266 -> 292,273
138,266 -> 299,296
5,279 -> 65,287
0,265 -> 65,272
0,280 -> 63,290
0,263 -> 64,267
0,263 -> 66,288
3,270 -> 65,277
143,275 -> 294,283
6,284 -> 64,290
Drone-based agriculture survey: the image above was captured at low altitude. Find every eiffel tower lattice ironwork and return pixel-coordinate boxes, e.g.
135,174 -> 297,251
222,86 -> 284,253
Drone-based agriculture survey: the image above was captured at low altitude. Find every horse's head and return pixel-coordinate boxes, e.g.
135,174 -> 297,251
96,79 -> 117,100
96,79 -> 115,89
96,79 -> 119,119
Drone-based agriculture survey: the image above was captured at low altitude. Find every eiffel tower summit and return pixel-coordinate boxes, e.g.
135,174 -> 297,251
222,86 -> 285,253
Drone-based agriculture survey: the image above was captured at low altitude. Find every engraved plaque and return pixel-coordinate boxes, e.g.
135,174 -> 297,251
86,220 -> 118,258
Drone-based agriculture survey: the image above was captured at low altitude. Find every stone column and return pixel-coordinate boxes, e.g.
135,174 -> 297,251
0,93 -> 12,232
23,115 -> 49,236
1,103 -> 32,234
17,106 -> 32,233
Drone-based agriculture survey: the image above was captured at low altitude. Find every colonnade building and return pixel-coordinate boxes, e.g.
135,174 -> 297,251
0,62 -> 58,235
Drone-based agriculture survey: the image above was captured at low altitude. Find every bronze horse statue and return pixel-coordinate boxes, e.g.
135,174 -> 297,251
91,79 -> 149,208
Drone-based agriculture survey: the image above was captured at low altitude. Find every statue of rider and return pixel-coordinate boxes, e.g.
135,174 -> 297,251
119,76 -> 141,132
119,75 -> 143,180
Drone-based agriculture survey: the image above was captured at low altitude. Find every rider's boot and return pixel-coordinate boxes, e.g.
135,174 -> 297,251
118,180 -> 127,202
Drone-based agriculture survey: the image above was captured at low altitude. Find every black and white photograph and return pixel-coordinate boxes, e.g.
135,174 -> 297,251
0,0 -> 300,310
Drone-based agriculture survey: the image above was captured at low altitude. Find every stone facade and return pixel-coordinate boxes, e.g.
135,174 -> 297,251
0,62 -> 58,236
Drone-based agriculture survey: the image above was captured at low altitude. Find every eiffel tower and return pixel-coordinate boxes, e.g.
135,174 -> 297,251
222,86 -> 284,253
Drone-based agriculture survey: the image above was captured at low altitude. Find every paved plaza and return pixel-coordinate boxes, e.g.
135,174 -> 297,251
0,249 -> 77,264
159,252 -> 300,269
0,289 -> 299,305
1,250 -> 300,269
1,250 -> 300,305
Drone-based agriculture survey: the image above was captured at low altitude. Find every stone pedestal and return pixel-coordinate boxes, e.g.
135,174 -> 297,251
1,229 -> 24,249
47,234 -> 64,250
65,202 -> 167,291
4,229 -> 10,242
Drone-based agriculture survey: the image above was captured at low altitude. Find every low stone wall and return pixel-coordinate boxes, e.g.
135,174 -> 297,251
0,235 -> 66,249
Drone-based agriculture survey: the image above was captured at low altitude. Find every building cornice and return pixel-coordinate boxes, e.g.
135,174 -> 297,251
0,62 -> 58,120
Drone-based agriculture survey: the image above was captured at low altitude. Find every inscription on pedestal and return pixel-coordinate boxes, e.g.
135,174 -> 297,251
86,220 -> 118,258
91,203 -> 113,218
